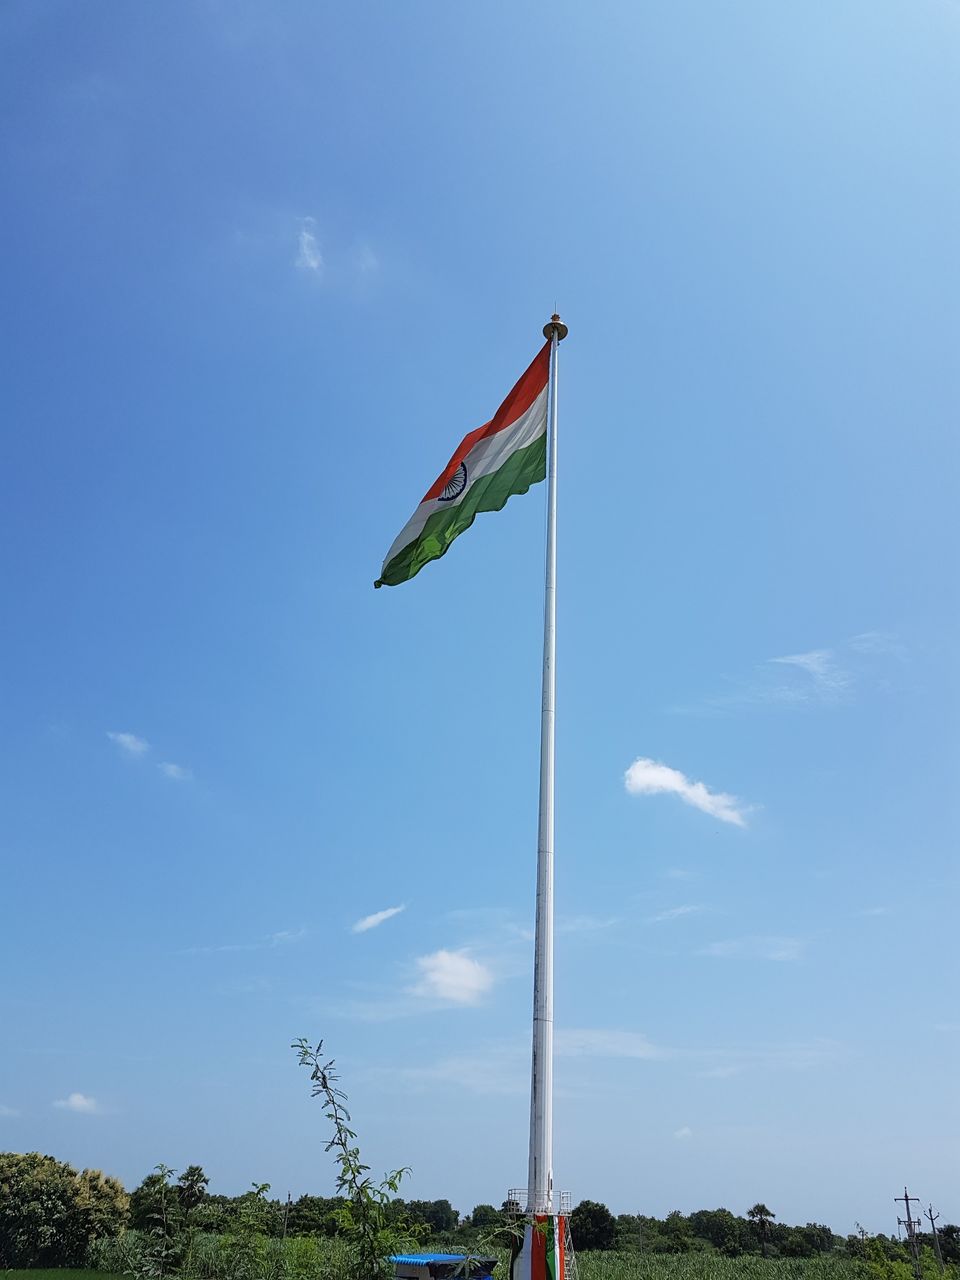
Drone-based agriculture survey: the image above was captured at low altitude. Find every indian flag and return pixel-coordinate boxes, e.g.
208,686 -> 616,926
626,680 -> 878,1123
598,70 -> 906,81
375,341 -> 551,588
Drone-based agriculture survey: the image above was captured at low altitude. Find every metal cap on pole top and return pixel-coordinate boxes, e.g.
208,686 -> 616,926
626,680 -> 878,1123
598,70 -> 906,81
543,313 -> 568,342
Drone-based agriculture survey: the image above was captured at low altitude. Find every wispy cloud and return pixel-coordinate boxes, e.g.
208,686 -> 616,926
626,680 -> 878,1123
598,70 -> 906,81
674,1125 -> 693,1140
696,1040 -> 841,1077
559,1027 -> 839,1077
663,868 -> 697,881
107,731 -> 149,756
857,906 -> 890,917
356,244 -> 379,275
352,905 -> 406,934
383,1028 -> 842,1094
158,762 -> 191,782
557,1028 -> 671,1060
699,935 -> 803,962
408,949 -> 493,1005
54,1092 -> 99,1114
674,632 -> 905,716
0,1104 -> 20,1117
769,649 -> 850,698
184,928 -> 306,955
647,904 -> 706,924
386,1046 -> 528,1097
625,758 -> 749,827
296,217 -> 323,276
848,630 -> 906,659
557,914 -> 619,934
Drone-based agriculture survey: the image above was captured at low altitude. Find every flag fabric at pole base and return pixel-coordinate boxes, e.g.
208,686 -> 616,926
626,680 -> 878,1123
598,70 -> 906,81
510,1217 -> 566,1280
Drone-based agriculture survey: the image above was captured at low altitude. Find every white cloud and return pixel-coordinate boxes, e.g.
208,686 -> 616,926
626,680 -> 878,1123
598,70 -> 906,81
107,731 -> 149,756
647,904 -> 705,924
54,1092 -> 99,1114
699,935 -> 803,962
158,762 -> 191,781
296,217 -> 323,275
674,1126 -> 693,1140
408,949 -> 493,1005
857,906 -> 890,917
625,758 -> 748,827
557,1028 -> 671,1060
352,905 -> 405,934
663,868 -> 697,881
0,1104 -> 20,1117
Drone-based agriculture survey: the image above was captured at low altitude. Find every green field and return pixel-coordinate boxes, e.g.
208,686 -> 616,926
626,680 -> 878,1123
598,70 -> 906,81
2,1272 -> 123,1280
0,1264 -> 862,1280
576,1254 -> 860,1280
0,1254 -> 864,1280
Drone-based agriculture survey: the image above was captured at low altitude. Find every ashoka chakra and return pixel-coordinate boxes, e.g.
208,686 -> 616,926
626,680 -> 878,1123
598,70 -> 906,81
438,461 -> 468,502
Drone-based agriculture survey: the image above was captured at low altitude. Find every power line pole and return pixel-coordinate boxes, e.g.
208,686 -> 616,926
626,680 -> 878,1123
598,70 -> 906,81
896,1187 -> 923,1280
925,1205 -> 945,1274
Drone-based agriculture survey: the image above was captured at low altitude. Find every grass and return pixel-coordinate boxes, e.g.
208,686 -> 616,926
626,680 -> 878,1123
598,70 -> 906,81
2,1272 -> 123,1280
1,1251 -> 866,1280
576,1254 -> 860,1280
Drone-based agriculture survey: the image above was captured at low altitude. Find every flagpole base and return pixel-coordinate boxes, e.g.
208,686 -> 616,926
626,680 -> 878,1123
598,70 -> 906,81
510,1216 -> 569,1280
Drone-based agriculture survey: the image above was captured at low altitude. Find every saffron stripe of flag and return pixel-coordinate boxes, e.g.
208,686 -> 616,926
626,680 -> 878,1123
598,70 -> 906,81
374,341 -> 551,588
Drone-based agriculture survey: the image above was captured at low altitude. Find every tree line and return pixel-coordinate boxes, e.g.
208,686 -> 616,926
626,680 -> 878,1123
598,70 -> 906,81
2,1151 -> 958,1272
567,1200 -> 959,1262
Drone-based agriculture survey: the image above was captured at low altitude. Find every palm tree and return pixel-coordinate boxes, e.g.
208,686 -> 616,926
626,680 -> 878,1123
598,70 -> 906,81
747,1204 -> 776,1258
177,1165 -> 209,1213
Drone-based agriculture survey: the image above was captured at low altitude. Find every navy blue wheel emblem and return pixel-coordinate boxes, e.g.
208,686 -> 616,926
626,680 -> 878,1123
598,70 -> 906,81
438,461 -> 467,501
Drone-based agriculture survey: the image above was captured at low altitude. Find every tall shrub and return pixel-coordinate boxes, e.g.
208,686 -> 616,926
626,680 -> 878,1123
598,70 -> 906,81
0,1151 -> 128,1267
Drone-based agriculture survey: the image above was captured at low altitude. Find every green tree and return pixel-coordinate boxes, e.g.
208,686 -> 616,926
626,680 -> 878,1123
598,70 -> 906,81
747,1203 -> 776,1258
689,1208 -> 743,1256
570,1200 -> 616,1251
405,1200 -> 458,1237
940,1225 -> 960,1265
287,1194 -> 343,1238
470,1204 -> 502,1230
662,1210 -> 692,1254
0,1152 -> 128,1268
130,1171 -> 182,1234
177,1166 -> 210,1214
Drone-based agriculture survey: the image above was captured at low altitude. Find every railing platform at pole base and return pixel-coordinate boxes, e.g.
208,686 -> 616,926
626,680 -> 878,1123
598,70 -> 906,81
506,1190 -> 573,1214
504,1191 -> 577,1280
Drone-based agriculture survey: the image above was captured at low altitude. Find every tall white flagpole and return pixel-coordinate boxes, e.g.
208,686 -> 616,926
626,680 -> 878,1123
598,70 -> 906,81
527,313 -> 567,1219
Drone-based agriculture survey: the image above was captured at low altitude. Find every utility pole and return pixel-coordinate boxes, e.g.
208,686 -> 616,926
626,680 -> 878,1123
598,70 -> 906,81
896,1187 -> 923,1280
925,1205 -> 945,1274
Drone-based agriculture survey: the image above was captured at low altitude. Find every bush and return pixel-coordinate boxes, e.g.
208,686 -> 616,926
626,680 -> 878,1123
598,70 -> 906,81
0,1151 -> 129,1268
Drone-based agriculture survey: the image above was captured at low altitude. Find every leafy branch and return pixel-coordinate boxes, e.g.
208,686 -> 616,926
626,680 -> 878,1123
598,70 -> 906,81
293,1038 -> 420,1280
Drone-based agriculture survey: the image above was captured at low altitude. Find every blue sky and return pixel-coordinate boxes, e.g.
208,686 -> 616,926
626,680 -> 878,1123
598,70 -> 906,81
1,0 -> 957,1236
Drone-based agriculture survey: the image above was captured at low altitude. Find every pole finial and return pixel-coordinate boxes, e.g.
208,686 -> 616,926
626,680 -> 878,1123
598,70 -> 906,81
543,313 -> 568,341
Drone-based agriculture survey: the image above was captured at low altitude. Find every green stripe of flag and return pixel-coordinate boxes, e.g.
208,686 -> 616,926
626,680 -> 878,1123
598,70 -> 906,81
375,433 -> 546,588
